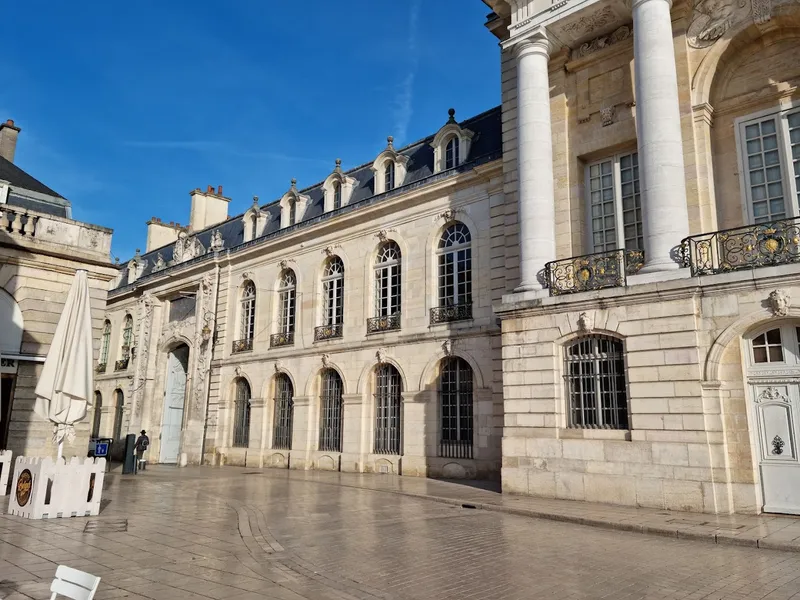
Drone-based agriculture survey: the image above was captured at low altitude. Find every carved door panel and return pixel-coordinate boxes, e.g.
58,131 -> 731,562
752,384 -> 800,514
160,347 -> 188,464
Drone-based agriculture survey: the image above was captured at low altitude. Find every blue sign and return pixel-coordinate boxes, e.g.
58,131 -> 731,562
95,442 -> 109,457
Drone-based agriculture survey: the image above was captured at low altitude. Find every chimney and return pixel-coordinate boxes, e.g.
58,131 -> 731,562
146,217 -> 182,252
189,184 -> 230,231
0,120 -> 21,163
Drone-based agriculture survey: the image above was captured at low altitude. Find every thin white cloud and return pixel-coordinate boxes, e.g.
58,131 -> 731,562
122,140 -> 328,165
393,0 -> 422,144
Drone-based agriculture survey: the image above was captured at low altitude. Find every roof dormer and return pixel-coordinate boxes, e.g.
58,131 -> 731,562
322,159 -> 358,212
127,249 -> 147,283
371,136 -> 409,195
431,109 -> 474,173
280,179 -> 311,228
242,196 -> 272,242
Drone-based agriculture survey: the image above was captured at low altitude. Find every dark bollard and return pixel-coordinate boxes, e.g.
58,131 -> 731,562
122,434 -> 137,474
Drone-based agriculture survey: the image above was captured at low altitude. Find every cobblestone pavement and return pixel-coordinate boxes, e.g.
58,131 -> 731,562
2,467 -> 800,599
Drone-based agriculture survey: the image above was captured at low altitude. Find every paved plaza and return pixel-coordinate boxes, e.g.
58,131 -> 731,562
1,468 -> 800,599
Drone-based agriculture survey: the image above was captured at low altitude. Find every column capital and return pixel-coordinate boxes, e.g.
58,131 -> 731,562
629,0 -> 673,9
502,26 -> 552,58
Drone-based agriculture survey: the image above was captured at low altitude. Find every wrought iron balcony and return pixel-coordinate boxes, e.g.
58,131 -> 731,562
270,331 -> 294,348
545,248 -> 644,296
114,358 -> 129,372
96,363 -> 107,374
231,338 -> 253,354
315,323 -> 343,341
430,302 -> 473,324
681,217 -> 800,277
367,313 -> 401,333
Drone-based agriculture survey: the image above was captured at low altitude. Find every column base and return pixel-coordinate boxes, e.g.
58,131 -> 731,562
638,259 -> 681,274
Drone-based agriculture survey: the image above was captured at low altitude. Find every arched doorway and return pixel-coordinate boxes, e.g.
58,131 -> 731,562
745,323 -> 800,514
161,344 -> 189,464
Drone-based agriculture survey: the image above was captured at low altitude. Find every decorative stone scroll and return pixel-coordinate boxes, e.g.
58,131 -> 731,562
561,6 -> 615,36
572,25 -> 632,59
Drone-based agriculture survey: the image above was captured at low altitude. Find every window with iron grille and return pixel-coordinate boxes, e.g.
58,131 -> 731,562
375,242 -> 401,317
319,369 -> 343,452
384,160 -> 395,192
92,391 -> 102,438
445,137 -> 460,170
113,389 -> 124,439
232,378 -> 251,448
121,315 -> 134,360
374,364 -> 402,455
564,335 -> 629,429
439,357 -> 473,458
586,152 -> 642,253
437,222 -> 472,307
277,270 -> 296,336
322,257 -> 344,327
333,181 -> 342,210
273,374 -> 294,450
240,281 -> 256,341
100,320 -> 111,366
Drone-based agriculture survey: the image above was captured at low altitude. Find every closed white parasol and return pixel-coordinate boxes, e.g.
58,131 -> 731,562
34,269 -> 94,459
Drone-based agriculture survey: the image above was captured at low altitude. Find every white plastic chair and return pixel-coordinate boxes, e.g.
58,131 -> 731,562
49,565 -> 101,600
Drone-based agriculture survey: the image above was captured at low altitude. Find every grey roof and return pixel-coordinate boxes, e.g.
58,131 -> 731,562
0,155 -> 70,218
114,105 -> 503,291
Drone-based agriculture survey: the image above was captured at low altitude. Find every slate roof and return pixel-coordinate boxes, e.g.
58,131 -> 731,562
0,155 -> 70,218
114,105 -> 503,291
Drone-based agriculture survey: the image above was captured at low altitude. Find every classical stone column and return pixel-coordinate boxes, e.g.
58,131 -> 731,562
632,0 -> 690,271
514,31 -> 556,291
290,396 -> 311,470
341,394 -> 366,472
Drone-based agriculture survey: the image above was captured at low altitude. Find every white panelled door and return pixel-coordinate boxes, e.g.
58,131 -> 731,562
160,345 -> 189,464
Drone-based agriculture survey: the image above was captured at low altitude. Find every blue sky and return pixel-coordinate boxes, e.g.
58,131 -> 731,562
2,1 -> 500,261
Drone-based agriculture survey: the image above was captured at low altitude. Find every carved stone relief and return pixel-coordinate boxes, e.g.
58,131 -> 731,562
769,289 -> 791,317
193,272 -> 216,413
561,6 -> 615,36
600,106 -> 616,127
572,25 -> 632,59
577,311 -> 594,332
686,0 -> 764,48
756,386 -> 790,403
130,292 -> 155,419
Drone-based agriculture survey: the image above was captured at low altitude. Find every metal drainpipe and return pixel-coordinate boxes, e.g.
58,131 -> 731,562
200,258 -> 224,465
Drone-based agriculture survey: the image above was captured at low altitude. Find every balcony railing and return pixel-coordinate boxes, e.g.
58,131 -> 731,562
231,338 -> 253,354
367,313 -> 401,333
430,303 -> 473,324
96,363 -> 107,374
270,331 -> 294,348
545,248 -> 644,296
681,218 -> 800,277
114,358 -> 129,372
314,323 -> 343,342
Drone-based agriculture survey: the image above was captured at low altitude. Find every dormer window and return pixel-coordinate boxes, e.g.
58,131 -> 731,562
323,159 -> 358,213
432,109 -> 474,174
280,179 -> 310,228
333,182 -> 342,210
242,196 -> 271,242
371,137 -> 409,195
127,249 -> 146,283
385,160 -> 395,191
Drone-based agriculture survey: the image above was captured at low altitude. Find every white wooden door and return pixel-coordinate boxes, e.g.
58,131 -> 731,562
752,383 -> 800,514
160,347 -> 188,464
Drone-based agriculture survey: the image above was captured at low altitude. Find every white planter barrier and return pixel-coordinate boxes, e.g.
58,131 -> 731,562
7,456 -> 106,519
0,450 -> 12,495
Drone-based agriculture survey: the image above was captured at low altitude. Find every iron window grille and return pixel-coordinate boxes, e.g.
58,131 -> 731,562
112,390 -> 124,439
439,357 -> 474,459
374,241 -> 401,329
275,269 -> 296,344
367,314 -> 401,333
322,256 -> 344,330
430,303 -> 472,324
91,391 -> 102,438
436,223 -> 472,321
545,249 -> 644,296
99,320 -> 111,369
273,374 -> 294,450
564,335 -> 629,430
319,369 -> 344,452
315,324 -> 343,341
232,338 -> 253,353
270,332 -> 294,348
374,364 -> 402,455
233,378 -> 251,448
239,281 -> 256,346
445,137 -> 460,170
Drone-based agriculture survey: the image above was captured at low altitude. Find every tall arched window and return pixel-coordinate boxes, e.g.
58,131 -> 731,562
317,257 -> 344,340
370,242 -> 401,333
233,378 -> 251,448
273,374 -> 294,450
272,270 -> 296,347
117,315 -> 134,370
439,357 -> 473,458
319,369 -> 344,452
384,160 -> 395,192
113,389 -> 124,439
91,391 -> 102,438
333,181 -> 342,210
235,281 -> 256,353
564,335 -> 629,429
445,137 -> 460,170
99,320 -> 111,371
374,364 -> 402,455
288,199 -> 296,226
433,222 -> 473,323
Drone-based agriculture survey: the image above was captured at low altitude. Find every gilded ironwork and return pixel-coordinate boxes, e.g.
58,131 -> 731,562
270,332 -> 294,348
231,338 -> 253,354
545,249 -> 644,296
367,314 -> 401,333
114,358 -> 129,372
315,324 -> 343,341
681,218 -> 800,276
430,303 -> 473,324
96,363 -> 107,374
773,435 -> 786,455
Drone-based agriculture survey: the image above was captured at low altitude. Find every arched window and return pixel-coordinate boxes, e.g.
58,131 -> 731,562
91,391 -> 102,438
370,242 -> 401,333
235,281 -> 256,353
439,357 -> 473,458
564,335 -> 628,429
752,328 -> 785,363
117,315 -> 134,370
273,374 -> 294,449
319,369 -> 344,452
319,257 -> 344,338
288,199 -> 296,226
99,320 -> 111,370
333,181 -> 342,210
434,223 -> 473,322
273,270 -> 296,347
384,160 -> 395,192
374,364 -> 402,455
113,389 -> 124,439
445,137 -> 460,170
233,378 -> 251,448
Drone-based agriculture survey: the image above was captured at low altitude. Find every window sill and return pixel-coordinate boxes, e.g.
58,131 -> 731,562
558,428 -> 631,441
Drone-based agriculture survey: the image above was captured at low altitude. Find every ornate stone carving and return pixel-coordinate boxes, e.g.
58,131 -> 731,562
274,360 -> 283,373
130,291 -> 155,419
578,311 -> 594,332
193,272 -> 216,412
752,0 -> 772,24
435,208 -> 461,223
209,230 -> 224,252
173,231 -> 205,263
769,289 -> 791,317
573,25 -> 632,59
376,348 -> 388,364
561,6 -> 615,36
687,0 -> 747,49
442,340 -> 453,356
234,366 -> 242,377
756,387 -> 790,403
321,354 -> 331,368
375,229 -> 396,242
322,245 -> 341,257
152,253 -> 166,272
600,106 -> 616,127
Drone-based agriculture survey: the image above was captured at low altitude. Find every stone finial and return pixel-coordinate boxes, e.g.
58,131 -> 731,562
447,108 -> 457,124
290,178 -> 297,189
387,136 -> 394,149
134,248 -> 141,258
335,158 -> 342,173
252,195 -> 259,206
769,289 -> 791,317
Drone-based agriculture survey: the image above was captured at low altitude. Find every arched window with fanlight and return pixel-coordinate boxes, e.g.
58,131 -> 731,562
232,378 -> 251,448
99,320 -> 111,372
333,181 -> 342,210
369,242 -> 401,333
445,137 -> 460,170
272,270 -> 296,348
319,369 -> 344,452
234,281 -> 256,353
374,363 -> 402,455
316,257 -> 344,341
273,373 -> 294,450
432,222 -> 473,324
564,335 -> 629,429
112,388 -> 125,439
439,357 -> 473,458
384,160 -> 395,192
